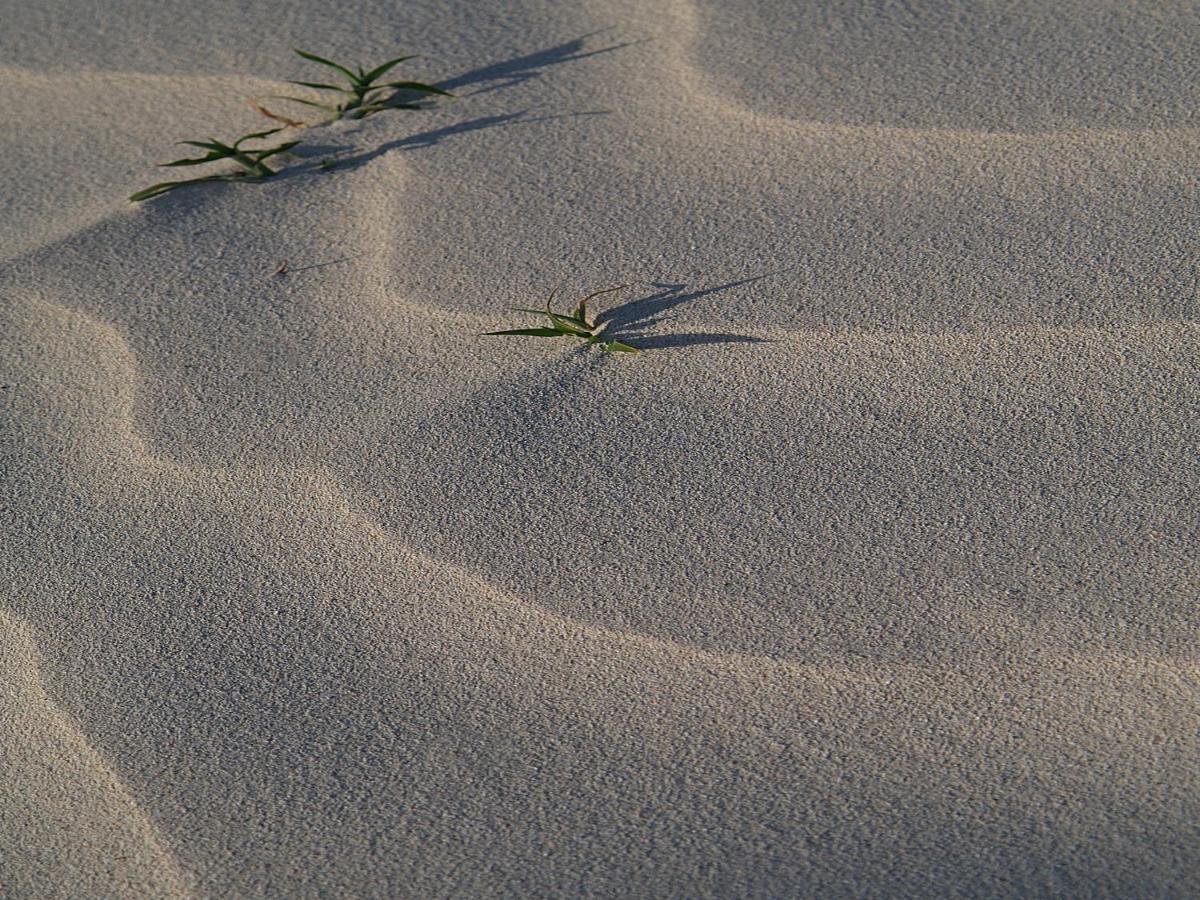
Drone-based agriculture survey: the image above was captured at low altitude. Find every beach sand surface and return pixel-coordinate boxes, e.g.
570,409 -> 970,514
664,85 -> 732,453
1,1 -> 1197,896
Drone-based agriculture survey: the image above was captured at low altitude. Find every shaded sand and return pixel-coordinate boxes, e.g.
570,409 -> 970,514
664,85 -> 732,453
1,0 -> 1198,896
0,610 -> 194,898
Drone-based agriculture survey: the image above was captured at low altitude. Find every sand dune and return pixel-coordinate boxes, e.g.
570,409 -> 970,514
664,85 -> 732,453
1,0 -> 1197,896
5,294 -> 1197,896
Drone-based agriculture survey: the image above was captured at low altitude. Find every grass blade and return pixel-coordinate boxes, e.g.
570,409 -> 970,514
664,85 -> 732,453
160,152 -> 226,167
129,174 -> 235,202
547,312 -> 591,335
286,80 -> 347,93
602,340 -> 640,353
293,48 -> 357,82
130,181 -> 190,201
361,55 -> 420,83
253,141 -> 302,161
232,128 -> 283,148
581,284 -> 634,306
178,140 -> 227,151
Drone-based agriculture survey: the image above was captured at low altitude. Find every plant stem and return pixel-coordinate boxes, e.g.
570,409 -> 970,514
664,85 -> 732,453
229,150 -> 274,178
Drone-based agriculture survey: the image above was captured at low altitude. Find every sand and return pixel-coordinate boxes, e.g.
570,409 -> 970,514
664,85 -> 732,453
1,0 -> 1197,896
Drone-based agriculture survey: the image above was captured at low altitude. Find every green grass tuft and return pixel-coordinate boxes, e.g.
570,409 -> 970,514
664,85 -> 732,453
487,284 -> 640,353
130,128 -> 301,202
267,48 -> 452,122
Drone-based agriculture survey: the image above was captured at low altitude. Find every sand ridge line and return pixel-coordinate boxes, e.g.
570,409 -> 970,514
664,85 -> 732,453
652,0 -> 1200,141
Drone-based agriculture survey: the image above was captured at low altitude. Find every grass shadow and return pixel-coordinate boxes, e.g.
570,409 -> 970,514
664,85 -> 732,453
438,31 -> 639,97
595,276 -> 778,351
318,110 -> 609,174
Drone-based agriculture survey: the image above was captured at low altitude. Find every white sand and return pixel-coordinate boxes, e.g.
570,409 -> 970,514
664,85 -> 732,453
1,1 -> 1197,896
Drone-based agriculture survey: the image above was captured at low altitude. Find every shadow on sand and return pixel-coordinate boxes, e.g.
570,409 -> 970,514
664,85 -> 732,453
299,110 -> 609,174
438,31 -> 639,96
594,276 -> 776,351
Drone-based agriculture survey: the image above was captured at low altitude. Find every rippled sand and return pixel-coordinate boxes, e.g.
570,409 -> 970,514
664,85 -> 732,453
1,1 -> 1197,896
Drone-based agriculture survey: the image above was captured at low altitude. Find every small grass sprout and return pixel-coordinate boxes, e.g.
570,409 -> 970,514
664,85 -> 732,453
269,48 -> 451,121
130,128 -> 301,202
487,284 -> 640,353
